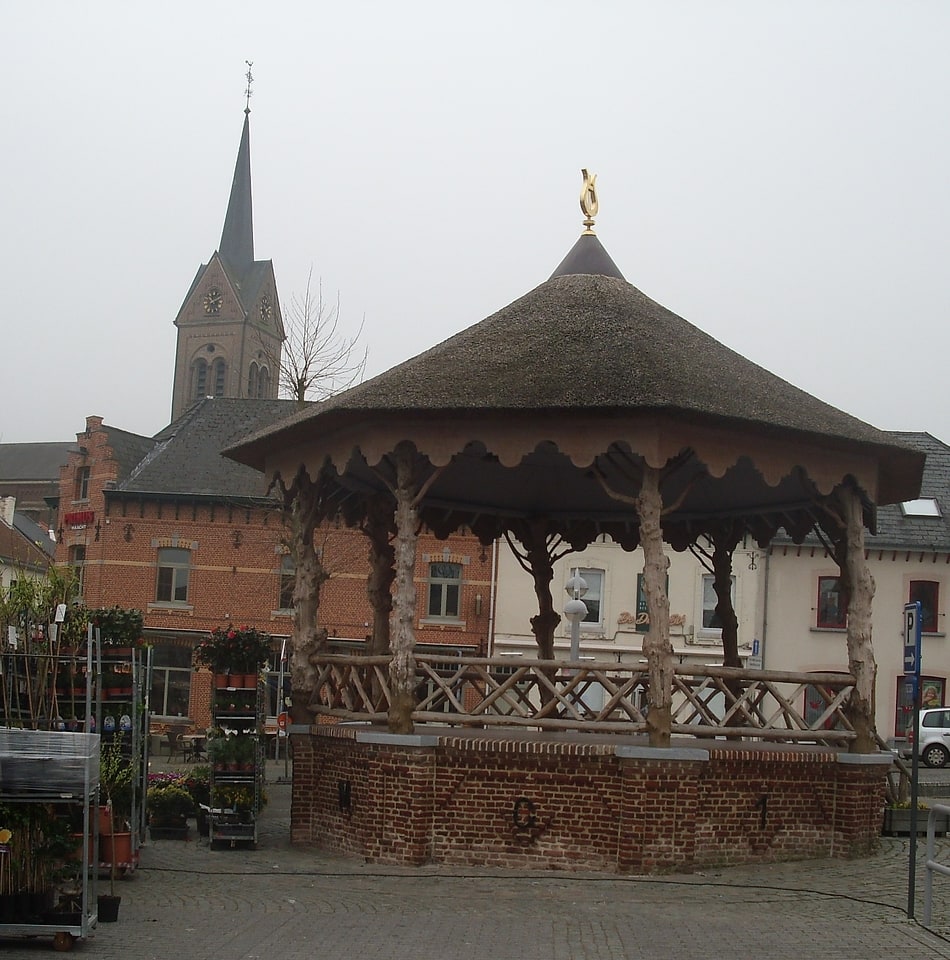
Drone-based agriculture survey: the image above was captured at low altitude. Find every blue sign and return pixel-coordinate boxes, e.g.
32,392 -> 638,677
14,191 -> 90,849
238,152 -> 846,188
904,601 -> 922,679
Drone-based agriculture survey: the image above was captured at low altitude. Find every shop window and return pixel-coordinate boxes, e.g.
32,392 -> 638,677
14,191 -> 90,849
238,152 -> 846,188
817,576 -> 847,629
150,643 -> 193,718
910,580 -> 940,634
895,676 -> 945,738
156,547 -> 191,604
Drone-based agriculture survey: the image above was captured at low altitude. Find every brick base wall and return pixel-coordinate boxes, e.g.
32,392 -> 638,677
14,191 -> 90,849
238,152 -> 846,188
289,727 -> 890,873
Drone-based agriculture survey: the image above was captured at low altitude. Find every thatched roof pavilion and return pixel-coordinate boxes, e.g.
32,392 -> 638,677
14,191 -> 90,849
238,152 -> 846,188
227,175 -> 923,745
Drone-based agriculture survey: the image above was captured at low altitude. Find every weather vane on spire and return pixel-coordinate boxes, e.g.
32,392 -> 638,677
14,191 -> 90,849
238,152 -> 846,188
580,168 -> 598,235
244,61 -> 254,114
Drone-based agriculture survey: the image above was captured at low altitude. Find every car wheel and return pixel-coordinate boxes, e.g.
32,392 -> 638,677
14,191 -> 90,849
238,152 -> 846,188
922,743 -> 949,768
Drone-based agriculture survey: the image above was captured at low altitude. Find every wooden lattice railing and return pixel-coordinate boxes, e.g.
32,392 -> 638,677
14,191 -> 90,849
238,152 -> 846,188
310,654 -> 857,744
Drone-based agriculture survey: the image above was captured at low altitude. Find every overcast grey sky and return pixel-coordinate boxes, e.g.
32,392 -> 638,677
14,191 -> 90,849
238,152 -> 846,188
3,1 -> 948,445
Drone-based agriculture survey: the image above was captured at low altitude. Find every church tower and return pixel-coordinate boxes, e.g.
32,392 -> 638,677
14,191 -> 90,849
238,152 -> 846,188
170,98 -> 285,421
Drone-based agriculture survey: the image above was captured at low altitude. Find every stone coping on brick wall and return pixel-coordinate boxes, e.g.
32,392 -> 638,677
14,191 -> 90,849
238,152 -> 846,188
299,722 -> 897,765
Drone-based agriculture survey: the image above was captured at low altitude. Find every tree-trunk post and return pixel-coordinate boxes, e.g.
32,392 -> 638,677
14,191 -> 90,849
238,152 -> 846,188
389,447 -> 420,733
364,494 -> 395,657
637,466 -> 673,746
287,473 -> 329,725
840,487 -> 877,753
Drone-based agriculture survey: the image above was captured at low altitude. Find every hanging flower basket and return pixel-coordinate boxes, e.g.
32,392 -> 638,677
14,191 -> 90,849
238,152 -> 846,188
194,625 -> 272,674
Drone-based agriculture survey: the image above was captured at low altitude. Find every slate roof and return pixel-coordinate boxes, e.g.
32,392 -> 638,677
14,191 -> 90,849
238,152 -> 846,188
12,511 -> 55,559
118,398 -> 304,500
0,442 -> 77,480
101,426 -> 160,484
861,432 -> 950,550
0,511 -> 52,570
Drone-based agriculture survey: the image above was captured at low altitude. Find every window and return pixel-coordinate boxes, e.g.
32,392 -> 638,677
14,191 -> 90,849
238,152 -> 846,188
75,466 -> 91,501
247,363 -> 259,398
150,643 -> 193,718
901,498 -> 942,517
193,358 -> 208,399
156,547 -> 191,603
427,562 -> 462,619
212,358 -> 227,397
68,544 -> 86,597
278,554 -> 295,610
701,575 -> 736,636
910,580 -> 940,634
258,367 -> 270,398
571,567 -> 604,628
817,576 -> 848,629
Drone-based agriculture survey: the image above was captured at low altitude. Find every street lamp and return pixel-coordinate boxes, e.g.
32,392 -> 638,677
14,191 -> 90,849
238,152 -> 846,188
564,573 -> 588,662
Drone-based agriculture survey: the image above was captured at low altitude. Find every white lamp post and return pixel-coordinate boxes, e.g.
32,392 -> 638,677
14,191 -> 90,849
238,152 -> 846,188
564,573 -> 588,662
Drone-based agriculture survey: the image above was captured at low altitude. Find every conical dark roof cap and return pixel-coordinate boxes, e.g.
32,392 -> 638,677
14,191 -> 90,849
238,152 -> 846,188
549,232 -> 625,280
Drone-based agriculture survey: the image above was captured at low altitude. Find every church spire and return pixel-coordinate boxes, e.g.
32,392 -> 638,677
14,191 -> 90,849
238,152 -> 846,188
219,64 -> 255,276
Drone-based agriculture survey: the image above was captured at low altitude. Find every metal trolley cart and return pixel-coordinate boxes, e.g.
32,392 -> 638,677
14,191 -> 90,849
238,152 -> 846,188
0,728 -> 100,951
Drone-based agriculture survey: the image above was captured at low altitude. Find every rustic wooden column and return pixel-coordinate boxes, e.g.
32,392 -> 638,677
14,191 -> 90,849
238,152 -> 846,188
840,487 -> 877,753
637,466 -> 673,746
278,468 -> 329,725
389,446 -> 421,733
363,493 -> 395,657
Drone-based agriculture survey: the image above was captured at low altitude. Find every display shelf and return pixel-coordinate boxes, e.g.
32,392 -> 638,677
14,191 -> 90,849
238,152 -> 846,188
208,675 -> 264,849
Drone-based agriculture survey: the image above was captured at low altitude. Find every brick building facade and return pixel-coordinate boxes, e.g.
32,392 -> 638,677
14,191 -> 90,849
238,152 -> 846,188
54,410 -> 493,730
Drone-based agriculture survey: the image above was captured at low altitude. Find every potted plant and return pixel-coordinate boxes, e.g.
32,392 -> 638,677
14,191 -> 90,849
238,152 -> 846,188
182,766 -> 211,836
98,734 -> 135,921
882,799 -> 950,836
194,625 -> 272,683
146,783 -> 194,839
208,735 -> 235,772
232,735 -> 256,772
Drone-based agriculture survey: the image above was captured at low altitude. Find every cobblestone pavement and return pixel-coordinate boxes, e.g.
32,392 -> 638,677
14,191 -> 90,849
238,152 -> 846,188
6,762 -> 950,959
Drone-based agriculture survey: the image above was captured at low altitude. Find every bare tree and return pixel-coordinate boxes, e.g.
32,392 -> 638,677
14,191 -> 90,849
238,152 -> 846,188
268,272 -> 367,722
272,268 -> 368,404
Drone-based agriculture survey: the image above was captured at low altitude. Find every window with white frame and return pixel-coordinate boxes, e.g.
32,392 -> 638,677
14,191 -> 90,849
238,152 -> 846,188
700,574 -> 735,636
427,562 -> 462,620
571,568 -> 604,629
155,547 -> 191,604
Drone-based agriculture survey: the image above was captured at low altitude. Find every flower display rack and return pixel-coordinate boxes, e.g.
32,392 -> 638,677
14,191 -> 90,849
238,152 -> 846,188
207,674 -> 264,850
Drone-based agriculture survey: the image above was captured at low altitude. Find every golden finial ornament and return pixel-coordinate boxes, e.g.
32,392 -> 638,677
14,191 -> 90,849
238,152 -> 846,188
580,168 -> 598,234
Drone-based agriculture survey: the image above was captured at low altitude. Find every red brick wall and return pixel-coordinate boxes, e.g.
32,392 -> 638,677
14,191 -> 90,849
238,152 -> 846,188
290,730 -> 889,873
53,417 -> 495,729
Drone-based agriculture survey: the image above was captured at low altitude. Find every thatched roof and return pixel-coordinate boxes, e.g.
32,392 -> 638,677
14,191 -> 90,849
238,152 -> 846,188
226,230 -> 924,549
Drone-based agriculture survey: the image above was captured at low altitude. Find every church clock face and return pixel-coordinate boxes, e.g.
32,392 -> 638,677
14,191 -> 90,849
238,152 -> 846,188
203,287 -> 223,315
259,295 -> 272,321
